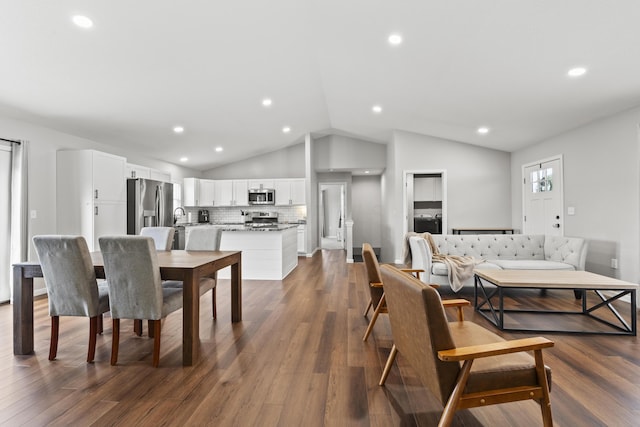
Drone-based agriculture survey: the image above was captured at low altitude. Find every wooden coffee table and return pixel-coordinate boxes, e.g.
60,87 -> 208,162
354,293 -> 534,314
474,270 -> 638,335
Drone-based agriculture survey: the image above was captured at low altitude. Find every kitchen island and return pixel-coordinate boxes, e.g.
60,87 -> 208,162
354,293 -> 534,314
186,224 -> 298,280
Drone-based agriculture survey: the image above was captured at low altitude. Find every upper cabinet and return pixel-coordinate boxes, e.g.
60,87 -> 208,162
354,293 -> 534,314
183,178 -> 249,207
213,180 -> 248,206
150,169 -> 171,182
248,179 -> 275,190
275,179 -> 305,206
414,176 -> 442,201
125,163 -> 150,179
184,177 -> 213,206
126,163 -> 171,182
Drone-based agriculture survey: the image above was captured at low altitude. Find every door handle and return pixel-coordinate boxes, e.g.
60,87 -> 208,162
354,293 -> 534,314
552,223 -> 560,228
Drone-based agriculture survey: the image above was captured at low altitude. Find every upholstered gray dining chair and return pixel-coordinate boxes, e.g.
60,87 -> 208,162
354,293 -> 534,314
33,235 -> 110,363
140,226 -> 175,251
99,235 -> 184,367
174,226 -> 220,318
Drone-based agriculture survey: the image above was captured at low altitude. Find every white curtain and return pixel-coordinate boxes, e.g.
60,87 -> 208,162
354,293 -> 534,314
9,140 -> 28,303
0,143 -> 10,302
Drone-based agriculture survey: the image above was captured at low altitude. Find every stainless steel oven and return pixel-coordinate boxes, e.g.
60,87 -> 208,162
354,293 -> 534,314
248,188 -> 275,205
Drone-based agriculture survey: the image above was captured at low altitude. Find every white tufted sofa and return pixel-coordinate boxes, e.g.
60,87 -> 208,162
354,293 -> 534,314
408,234 -> 588,291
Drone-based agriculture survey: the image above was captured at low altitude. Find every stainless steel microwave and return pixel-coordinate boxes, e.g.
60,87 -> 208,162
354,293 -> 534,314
248,188 -> 275,205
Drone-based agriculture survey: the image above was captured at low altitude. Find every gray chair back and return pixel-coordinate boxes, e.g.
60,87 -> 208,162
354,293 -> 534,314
99,235 -> 164,320
33,235 -> 107,317
140,226 -> 175,251
185,227 -> 221,251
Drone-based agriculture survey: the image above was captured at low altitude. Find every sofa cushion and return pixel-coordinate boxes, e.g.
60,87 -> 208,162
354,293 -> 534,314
432,261 -> 501,276
489,259 -> 575,271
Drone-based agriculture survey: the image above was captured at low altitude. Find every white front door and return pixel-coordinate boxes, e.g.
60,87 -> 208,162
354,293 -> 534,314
523,157 -> 563,235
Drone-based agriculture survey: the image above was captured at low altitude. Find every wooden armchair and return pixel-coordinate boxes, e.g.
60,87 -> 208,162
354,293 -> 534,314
362,243 -> 426,341
378,264 -> 554,427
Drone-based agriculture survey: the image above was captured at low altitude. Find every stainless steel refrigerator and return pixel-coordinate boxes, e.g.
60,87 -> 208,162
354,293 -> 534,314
127,178 -> 174,234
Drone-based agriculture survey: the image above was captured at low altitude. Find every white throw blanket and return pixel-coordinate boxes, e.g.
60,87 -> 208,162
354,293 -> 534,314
405,232 -> 483,292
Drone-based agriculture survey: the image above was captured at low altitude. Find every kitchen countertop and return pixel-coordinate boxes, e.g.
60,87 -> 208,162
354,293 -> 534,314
177,223 -> 298,231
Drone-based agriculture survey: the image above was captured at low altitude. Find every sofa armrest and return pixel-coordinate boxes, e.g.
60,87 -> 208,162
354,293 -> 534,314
408,236 -> 433,284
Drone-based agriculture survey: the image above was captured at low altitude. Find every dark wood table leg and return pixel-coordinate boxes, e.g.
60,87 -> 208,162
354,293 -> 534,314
182,270 -> 198,366
231,256 -> 242,322
13,265 -> 34,355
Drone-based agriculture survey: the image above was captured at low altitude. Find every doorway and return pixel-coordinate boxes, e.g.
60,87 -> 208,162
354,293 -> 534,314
522,156 -> 564,235
0,143 -> 11,302
404,170 -> 447,237
319,183 -> 345,250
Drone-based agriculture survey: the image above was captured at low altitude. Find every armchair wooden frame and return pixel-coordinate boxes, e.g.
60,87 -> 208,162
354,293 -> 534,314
378,264 -> 554,427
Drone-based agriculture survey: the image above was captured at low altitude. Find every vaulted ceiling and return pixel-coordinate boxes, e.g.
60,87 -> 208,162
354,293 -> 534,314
2,1 -> 640,170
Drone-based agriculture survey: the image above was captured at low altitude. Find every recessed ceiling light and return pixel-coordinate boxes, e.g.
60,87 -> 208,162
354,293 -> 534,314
282,126 -> 291,133
388,33 -> 403,45
262,98 -> 272,107
173,126 -> 184,134
180,157 -> 188,162
567,67 -> 587,78
372,105 -> 383,114
365,170 -> 370,174
477,126 -> 490,135
215,147 -> 223,152
72,15 -> 93,29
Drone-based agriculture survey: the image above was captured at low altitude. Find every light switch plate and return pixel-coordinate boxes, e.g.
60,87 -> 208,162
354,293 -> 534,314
30,210 -> 37,219
567,206 -> 575,215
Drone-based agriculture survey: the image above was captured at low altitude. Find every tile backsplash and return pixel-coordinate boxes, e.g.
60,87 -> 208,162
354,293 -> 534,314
180,205 -> 306,224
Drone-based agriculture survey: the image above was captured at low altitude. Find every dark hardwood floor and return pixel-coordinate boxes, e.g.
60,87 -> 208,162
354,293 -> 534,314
1,250 -> 639,426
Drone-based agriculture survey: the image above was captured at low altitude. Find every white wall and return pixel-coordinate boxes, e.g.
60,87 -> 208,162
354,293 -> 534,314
203,142 -> 305,179
314,135 -> 386,171
511,106 -> 640,284
384,130 -> 512,263
352,175 -> 382,249
0,115 -> 200,293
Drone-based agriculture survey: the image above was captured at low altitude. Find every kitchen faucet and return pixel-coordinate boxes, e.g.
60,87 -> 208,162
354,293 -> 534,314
173,206 -> 186,224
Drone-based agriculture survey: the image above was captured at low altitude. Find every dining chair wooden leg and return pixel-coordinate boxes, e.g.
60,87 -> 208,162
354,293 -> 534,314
97,314 -> 104,334
212,288 -> 217,319
363,299 -> 373,317
379,344 -> 398,386
134,319 -> 143,336
49,316 -> 60,361
363,294 -> 386,342
87,316 -> 98,363
111,319 -> 120,366
148,320 -> 155,338
152,320 -> 162,367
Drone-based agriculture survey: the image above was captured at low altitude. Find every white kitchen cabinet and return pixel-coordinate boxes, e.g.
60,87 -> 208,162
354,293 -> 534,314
414,176 -> 443,201
200,180 -> 215,206
297,224 -> 306,253
213,180 -> 233,206
127,163 -> 171,182
150,169 -> 171,182
233,180 -> 248,206
125,163 -> 150,179
275,179 -> 306,206
57,150 -> 127,251
183,178 -> 198,206
184,178 -> 215,206
213,180 -> 248,206
248,179 -> 275,190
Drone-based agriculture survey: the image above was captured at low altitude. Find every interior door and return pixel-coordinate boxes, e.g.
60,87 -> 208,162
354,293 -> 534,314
523,158 -> 563,235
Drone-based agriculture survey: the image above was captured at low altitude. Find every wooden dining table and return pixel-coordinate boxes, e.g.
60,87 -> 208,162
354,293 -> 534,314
13,250 -> 242,366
